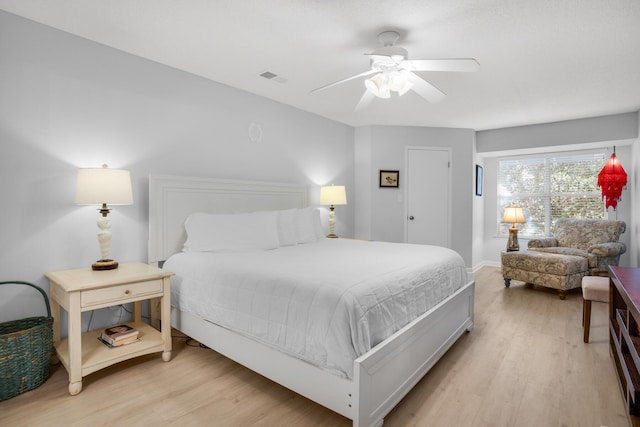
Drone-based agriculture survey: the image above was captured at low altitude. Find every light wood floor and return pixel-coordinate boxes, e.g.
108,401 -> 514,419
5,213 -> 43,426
0,266 -> 629,426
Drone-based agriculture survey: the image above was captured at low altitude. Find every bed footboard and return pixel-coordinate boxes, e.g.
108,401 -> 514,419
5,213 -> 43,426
353,280 -> 475,427
170,279 -> 474,427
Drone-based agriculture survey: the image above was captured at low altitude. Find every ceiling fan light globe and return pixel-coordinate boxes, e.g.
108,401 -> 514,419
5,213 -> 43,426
388,71 -> 413,96
364,77 -> 380,96
388,72 -> 405,91
365,73 -> 391,98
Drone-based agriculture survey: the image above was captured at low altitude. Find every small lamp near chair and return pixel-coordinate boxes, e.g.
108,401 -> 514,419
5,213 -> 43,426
319,185 -> 347,238
502,205 -> 526,252
75,164 -> 133,270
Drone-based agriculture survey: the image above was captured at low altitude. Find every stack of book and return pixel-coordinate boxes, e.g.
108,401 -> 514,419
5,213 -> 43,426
98,324 -> 140,348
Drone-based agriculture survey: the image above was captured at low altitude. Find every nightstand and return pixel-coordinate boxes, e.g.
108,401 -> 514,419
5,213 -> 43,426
46,262 -> 173,395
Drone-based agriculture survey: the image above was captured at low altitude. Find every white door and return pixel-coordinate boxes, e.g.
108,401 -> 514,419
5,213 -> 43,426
405,147 -> 451,246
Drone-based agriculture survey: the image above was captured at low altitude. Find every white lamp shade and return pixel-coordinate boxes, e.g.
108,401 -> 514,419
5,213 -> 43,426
75,165 -> 133,205
320,185 -> 347,206
502,206 -> 526,224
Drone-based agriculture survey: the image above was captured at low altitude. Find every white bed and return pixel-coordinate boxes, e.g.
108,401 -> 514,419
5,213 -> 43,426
148,175 -> 475,427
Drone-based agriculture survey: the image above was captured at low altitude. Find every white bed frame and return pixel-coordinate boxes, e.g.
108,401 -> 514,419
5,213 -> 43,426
148,174 -> 475,427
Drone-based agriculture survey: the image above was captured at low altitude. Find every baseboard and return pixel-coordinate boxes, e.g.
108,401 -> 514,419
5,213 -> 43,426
471,261 -> 500,273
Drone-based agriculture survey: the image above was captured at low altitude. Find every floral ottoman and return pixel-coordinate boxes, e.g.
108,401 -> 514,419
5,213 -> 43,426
501,250 -> 589,299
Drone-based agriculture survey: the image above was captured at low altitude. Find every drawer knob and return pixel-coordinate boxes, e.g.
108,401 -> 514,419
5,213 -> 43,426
124,290 -> 131,295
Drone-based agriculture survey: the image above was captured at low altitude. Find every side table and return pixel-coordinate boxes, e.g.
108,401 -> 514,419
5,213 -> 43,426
46,262 -> 173,395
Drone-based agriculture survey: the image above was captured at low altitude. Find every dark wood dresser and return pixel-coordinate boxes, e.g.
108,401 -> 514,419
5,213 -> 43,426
610,265 -> 640,426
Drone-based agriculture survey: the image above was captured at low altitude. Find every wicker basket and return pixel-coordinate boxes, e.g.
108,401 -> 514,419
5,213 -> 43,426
0,281 -> 53,400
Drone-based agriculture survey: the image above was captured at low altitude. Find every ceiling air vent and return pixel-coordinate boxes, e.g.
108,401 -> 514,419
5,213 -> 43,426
259,71 -> 287,84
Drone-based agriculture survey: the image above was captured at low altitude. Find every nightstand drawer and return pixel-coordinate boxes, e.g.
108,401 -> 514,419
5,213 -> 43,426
81,279 -> 163,308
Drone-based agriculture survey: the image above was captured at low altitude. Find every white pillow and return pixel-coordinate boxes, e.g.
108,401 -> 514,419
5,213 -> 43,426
296,207 -> 319,244
183,211 -> 280,252
277,208 -> 298,246
313,208 -> 325,239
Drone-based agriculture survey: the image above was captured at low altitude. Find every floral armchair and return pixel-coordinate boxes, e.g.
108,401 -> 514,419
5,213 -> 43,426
527,218 -> 626,273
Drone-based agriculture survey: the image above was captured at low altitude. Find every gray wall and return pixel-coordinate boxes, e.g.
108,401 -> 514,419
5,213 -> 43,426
476,113 -> 638,268
477,112 -> 638,153
0,12 -> 354,327
354,125 -> 475,266
631,114 -> 640,268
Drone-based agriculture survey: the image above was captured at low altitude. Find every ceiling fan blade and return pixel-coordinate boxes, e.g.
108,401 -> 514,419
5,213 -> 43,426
311,69 -> 378,93
402,58 -> 480,72
402,71 -> 446,103
354,90 -> 375,112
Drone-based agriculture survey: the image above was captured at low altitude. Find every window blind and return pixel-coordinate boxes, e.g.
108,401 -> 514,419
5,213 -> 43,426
497,151 -> 607,237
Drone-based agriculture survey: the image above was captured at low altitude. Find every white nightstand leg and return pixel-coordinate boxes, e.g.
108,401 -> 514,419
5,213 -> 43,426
67,292 -> 83,395
161,276 -> 172,362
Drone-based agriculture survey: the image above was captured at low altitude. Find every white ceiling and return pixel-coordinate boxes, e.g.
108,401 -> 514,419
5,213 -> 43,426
2,0 -> 640,130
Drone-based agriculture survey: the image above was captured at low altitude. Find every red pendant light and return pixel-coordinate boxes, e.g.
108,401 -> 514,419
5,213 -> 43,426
597,149 -> 627,210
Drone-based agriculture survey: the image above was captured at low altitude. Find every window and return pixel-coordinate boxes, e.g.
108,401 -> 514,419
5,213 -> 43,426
497,151 -> 607,237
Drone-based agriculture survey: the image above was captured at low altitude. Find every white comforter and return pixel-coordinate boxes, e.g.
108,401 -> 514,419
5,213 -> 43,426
163,238 -> 468,378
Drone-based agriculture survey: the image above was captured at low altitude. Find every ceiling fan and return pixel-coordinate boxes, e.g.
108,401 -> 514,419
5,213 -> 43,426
311,30 -> 479,111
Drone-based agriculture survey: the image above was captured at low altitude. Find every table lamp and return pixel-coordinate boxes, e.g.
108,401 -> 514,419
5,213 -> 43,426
319,185 -> 347,238
75,164 -> 133,270
502,205 -> 526,252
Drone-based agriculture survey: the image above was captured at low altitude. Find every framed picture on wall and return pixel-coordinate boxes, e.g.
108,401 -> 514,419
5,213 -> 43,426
475,164 -> 483,196
379,170 -> 399,188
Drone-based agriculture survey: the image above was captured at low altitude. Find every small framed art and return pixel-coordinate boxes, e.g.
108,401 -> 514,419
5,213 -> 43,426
475,164 -> 483,196
379,170 -> 399,188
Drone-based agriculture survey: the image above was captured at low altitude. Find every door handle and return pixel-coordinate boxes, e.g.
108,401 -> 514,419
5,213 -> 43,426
408,216 -> 415,220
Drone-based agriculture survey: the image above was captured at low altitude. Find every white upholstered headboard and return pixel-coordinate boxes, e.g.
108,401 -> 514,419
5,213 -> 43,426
148,175 -> 309,264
